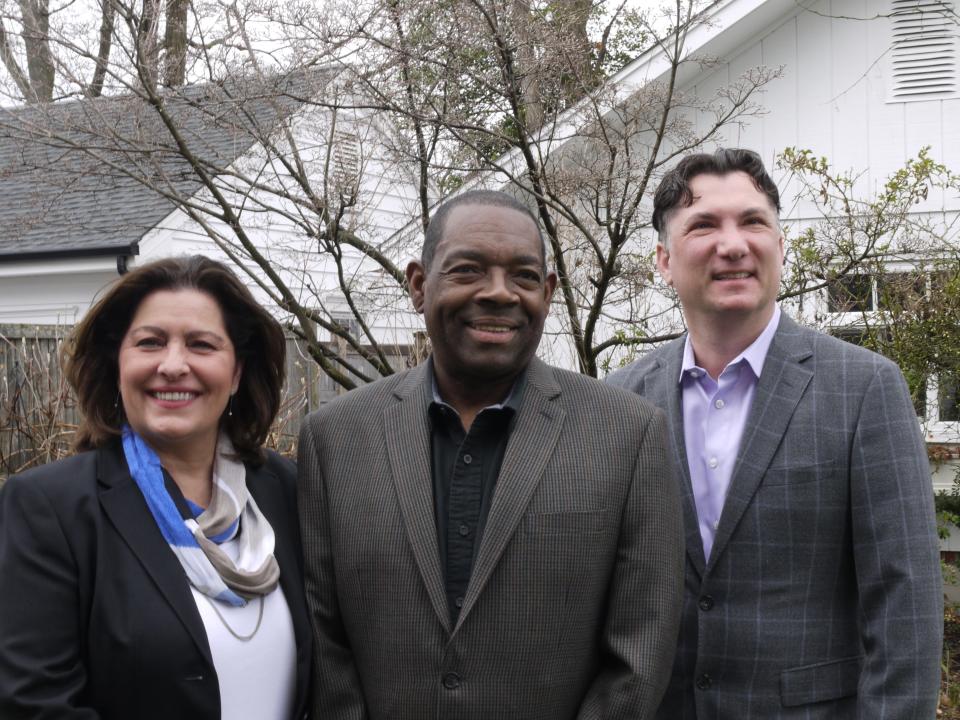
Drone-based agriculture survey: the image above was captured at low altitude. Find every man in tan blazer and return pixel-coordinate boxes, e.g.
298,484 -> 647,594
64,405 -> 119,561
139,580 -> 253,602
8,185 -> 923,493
298,189 -> 684,719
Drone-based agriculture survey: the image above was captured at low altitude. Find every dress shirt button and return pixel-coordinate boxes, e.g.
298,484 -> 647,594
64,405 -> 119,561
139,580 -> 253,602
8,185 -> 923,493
714,398 -> 725,409
443,672 -> 461,690
458,523 -> 470,537
695,673 -> 713,690
690,369 -> 701,378
698,595 -> 714,611
455,595 -> 464,608
462,453 -> 472,464
708,457 -> 718,469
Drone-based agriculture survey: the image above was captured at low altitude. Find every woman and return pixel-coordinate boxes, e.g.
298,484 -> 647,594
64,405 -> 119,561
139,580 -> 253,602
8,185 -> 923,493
0,256 -> 311,719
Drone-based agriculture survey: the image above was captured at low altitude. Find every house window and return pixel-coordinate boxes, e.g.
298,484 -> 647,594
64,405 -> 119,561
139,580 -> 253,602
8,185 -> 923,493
827,268 -> 960,424
329,315 -> 360,342
826,271 -> 925,313
940,373 -> 960,422
827,275 -> 873,312
876,271 -> 926,309
888,0 -> 959,102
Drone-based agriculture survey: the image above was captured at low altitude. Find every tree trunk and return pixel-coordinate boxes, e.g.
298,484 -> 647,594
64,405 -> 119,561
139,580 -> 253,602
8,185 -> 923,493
16,0 -> 54,102
163,0 -> 188,87
549,0 -> 595,101
89,0 -> 116,97
137,0 -> 161,91
511,0 -> 544,131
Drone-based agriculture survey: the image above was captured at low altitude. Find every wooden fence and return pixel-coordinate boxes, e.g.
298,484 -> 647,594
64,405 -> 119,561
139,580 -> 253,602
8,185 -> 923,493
0,324 -> 410,481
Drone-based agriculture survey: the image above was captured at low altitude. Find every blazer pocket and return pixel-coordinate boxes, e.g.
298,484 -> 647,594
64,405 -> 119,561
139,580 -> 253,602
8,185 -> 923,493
763,460 -> 837,487
523,509 -> 608,535
780,655 -> 862,707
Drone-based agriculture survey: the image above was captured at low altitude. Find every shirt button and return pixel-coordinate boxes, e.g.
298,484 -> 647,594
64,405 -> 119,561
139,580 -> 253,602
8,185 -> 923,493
458,523 -> 470,537
708,457 -> 718,469
698,595 -> 714,611
443,672 -> 461,690
696,673 -> 713,690
462,454 -> 472,464
690,369 -> 701,378
714,398 -> 725,409
455,596 -> 464,608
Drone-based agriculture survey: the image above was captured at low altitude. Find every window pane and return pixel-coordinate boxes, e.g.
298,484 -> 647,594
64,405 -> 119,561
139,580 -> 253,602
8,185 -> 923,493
931,268 -> 958,294
940,373 -> 960,422
909,374 -> 929,419
828,275 -> 873,312
832,327 -> 869,346
877,271 -> 925,311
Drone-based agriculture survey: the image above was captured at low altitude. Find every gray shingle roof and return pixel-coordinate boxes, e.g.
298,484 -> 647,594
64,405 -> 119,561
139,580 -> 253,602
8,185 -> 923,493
0,70 -> 331,261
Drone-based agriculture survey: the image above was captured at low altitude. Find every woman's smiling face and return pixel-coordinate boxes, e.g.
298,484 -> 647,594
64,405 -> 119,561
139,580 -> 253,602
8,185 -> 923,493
118,288 -> 241,459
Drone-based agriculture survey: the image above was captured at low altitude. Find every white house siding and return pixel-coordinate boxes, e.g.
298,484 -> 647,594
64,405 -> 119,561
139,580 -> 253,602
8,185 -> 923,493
687,0 -> 960,221
0,258 -> 120,326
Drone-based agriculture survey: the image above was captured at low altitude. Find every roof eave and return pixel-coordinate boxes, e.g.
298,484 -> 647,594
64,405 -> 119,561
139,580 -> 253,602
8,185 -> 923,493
0,243 -> 139,265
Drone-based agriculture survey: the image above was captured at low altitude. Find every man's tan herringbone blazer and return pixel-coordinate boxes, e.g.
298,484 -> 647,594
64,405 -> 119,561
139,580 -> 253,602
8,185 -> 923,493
297,358 -> 684,720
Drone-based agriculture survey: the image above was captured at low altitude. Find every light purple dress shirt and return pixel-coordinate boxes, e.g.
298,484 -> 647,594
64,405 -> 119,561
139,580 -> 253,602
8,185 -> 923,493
680,306 -> 781,561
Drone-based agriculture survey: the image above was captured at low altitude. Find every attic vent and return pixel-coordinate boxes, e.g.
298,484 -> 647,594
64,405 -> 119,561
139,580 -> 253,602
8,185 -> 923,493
888,0 -> 959,101
331,131 -> 360,189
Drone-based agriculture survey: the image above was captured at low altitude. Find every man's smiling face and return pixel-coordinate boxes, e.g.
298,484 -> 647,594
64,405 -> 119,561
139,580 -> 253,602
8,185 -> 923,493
407,203 -> 556,390
657,170 -> 784,330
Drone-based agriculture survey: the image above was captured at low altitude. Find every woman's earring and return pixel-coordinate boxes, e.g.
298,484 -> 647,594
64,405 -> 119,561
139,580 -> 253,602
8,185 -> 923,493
114,391 -> 120,409
228,394 -> 234,417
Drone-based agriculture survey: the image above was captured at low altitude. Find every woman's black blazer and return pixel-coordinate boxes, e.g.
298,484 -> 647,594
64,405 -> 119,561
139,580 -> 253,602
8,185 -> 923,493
0,440 -> 312,719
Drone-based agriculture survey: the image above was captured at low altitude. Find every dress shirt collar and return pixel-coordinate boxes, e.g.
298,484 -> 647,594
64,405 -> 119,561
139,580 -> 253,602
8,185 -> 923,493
426,357 -> 526,415
679,305 -> 782,384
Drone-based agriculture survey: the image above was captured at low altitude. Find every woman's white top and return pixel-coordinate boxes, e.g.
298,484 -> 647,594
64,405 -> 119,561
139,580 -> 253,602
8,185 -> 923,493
190,534 -> 297,720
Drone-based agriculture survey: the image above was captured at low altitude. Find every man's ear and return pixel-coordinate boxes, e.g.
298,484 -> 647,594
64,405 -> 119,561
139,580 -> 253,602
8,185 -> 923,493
406,261 -> 427,313
656,243 -> 672,286
544,272 -> 558,302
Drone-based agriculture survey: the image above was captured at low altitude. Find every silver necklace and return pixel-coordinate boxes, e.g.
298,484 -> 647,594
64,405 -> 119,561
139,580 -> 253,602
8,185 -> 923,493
202,594 -> 265,642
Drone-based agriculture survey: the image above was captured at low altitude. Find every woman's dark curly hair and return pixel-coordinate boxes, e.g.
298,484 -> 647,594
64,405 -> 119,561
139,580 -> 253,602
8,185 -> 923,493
63,255 -> 286,464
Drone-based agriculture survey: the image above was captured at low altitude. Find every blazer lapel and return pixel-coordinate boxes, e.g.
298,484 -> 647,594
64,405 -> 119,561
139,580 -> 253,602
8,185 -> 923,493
707,316 -> 814,572
455,359 -> 563,632
643,341 -> 708,577
96,443 -> 213,666
384,364 -> 452,634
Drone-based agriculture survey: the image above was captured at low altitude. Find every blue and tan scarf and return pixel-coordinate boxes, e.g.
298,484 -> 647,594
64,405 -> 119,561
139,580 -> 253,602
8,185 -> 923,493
122,426 -> 280,607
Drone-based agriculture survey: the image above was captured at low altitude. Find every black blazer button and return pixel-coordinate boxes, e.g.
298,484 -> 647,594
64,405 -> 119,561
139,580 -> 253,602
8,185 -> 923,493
698,595 -> 714,611
442,672 -> 461,690
696,674 -> 713,690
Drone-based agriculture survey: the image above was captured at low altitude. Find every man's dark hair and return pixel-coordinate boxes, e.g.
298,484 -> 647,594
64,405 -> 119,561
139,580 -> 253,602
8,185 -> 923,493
63,255 -> 286,464
652,148 -> 781,246
422,189 -> 547,271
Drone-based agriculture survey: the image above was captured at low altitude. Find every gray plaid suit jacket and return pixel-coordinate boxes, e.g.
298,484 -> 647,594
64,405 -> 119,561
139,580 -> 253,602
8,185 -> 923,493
297,357 -> 684,720
606,314 -> 943,719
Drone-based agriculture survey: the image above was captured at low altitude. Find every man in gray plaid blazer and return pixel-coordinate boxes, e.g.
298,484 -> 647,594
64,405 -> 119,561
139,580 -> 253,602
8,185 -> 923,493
298,190 -> 684,719
607,148 -> 942,718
